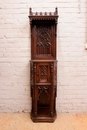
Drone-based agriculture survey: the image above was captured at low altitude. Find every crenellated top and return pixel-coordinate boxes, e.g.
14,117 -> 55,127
29,8 -> 58,22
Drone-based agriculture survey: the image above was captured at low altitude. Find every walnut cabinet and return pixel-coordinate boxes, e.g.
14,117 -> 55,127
29,8 -> 58,122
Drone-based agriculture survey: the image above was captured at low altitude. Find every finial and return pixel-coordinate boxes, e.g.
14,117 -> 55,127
30,8 -> 32,15
55,7 -> 58,15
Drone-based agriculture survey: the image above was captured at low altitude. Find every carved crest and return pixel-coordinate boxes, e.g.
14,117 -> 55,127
29,7 -> 58,22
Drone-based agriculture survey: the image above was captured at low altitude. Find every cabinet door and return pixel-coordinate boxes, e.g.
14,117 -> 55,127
36,62 -> 51,83
31,22 -> 56,60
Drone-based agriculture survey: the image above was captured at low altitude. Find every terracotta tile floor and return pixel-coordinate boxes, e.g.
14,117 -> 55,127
0,113 -> 87,130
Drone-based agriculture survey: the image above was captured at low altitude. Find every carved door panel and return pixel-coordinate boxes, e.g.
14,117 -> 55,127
35,24 -> 52,56
36,62 -> 51,83
31,22 -> 56,60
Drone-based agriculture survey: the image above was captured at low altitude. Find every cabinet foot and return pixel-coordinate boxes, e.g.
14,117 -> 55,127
31,111 -> 57,123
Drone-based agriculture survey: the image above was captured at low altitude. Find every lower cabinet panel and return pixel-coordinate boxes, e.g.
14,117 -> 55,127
30,61 -> 57,122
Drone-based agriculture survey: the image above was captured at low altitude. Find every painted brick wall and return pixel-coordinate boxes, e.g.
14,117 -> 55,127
0,0 -> 87,113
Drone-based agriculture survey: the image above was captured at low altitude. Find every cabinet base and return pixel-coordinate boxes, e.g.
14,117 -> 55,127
31,111 -> 57,123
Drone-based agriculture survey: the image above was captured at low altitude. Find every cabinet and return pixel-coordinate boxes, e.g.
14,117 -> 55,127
29,8 -> 58,122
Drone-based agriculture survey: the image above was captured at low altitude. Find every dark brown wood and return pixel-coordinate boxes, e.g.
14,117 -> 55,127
29,8 -> 58,122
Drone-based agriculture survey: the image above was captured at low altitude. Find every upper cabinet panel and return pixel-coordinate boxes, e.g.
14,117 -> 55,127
29,8 -> 58,60
35,23 -> 52,56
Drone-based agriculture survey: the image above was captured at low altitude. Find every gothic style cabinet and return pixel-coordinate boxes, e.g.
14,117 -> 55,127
29,8 -> 58,122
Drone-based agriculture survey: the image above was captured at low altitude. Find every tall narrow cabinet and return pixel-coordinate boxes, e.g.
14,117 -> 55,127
29,8 -> 58,122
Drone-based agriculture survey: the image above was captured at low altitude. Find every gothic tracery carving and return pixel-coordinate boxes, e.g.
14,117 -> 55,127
36,25 -> 52,55
39,65 -> 48,82
38,86 -> 50,100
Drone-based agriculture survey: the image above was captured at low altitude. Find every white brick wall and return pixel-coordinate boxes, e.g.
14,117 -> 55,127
0,0 -> 87,113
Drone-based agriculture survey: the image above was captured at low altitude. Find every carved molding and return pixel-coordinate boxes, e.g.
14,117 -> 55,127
29,7 -> 58,22
30,62 -> 33,85
30,62 -> 33,97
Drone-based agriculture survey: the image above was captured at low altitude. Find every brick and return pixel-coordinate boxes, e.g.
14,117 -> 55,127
0,1 -> 87,113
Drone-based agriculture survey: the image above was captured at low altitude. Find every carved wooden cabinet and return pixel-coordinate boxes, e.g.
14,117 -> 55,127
29,8 -> 58,122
